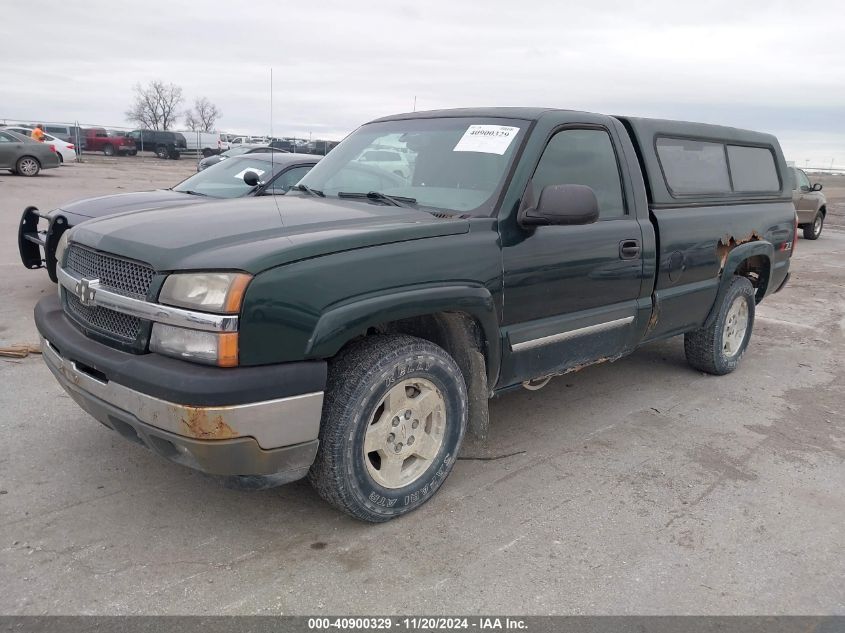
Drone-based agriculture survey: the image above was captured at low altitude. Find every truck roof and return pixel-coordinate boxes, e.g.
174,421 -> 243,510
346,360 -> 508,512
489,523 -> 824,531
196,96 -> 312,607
617,116 -> 780,151
372,107 -> 559,122
373,108 -> 777,144
375,107 -> 790,205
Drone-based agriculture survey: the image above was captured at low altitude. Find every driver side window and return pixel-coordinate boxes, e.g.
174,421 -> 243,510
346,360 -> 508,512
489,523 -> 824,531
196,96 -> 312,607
794,169 -> 811,191
531,128 -> 626,218
266,165 -> 313,194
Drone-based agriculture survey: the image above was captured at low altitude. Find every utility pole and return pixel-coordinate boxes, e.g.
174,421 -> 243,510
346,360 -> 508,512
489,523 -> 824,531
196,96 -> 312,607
270,68 -> 274,142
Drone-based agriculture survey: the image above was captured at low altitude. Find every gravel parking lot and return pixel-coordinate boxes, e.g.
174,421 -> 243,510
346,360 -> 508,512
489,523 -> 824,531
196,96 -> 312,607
1,160 -> 843,615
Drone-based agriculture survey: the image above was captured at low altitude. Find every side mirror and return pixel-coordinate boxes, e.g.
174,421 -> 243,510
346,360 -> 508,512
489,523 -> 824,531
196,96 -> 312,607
243,170 -> 261,187
812,183 -> 823,192
519,184 -> 599,227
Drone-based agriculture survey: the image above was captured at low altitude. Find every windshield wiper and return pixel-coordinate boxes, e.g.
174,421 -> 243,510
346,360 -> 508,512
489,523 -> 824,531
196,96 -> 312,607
181,190 -> 209,197
338,191 -> 417,208
293,183 -> 325,197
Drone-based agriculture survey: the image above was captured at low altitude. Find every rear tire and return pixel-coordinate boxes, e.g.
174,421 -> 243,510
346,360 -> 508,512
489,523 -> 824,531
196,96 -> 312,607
57,153 -> 63,164
309,335 -> 467,522
154,145 -> 168,159
202,148 -> 213,158
129,150 -> 138,156
803,212 -> 824,240
103,144 -> 115,156
16,156 -> 41,177
684,276 -> 755,375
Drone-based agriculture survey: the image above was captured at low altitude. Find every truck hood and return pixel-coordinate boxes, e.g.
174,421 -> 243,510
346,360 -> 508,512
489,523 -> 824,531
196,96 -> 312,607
69,195 -> 469,273
55,190 -> 206,219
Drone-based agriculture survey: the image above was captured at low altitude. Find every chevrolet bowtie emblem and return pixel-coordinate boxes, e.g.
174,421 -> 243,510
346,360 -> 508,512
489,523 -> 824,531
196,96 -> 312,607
75,278 -> 100,306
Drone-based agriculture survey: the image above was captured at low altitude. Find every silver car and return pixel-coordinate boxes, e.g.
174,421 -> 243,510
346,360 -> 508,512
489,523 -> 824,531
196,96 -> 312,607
0,129 -> 61,176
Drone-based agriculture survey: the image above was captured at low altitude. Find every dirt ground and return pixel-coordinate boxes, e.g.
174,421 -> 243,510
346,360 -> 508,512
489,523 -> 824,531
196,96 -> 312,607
813,173 -> 845,227
0,159 -> 843,615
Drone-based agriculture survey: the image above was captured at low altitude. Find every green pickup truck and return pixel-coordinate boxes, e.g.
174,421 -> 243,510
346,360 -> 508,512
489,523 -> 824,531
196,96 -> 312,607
35,108 -> 795,522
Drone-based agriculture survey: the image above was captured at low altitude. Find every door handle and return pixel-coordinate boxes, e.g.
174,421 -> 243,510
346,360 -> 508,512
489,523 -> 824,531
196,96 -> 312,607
619,239 -> 641,260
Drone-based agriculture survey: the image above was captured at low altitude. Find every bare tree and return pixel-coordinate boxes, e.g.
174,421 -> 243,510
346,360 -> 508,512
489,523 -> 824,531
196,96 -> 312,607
184,110 -> 200,132
125,81 -> 184,130
184,97 -> 221,132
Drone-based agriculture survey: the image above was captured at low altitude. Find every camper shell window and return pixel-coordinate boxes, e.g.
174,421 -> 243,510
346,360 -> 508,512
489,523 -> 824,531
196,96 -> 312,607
656,136 -> 781,198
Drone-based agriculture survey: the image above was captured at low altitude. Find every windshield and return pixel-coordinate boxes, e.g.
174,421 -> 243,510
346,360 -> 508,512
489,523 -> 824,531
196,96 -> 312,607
2,130 -> 36,143
220,146 -> 259,158
297,117 -> 528,215
172,156 -> 284,198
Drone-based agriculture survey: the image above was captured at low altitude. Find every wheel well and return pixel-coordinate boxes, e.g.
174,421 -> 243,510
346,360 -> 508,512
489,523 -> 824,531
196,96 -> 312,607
819,205 -> 826,217
361,312 -> 492,440
733,254 -> 770,302
371,311 -> 483,359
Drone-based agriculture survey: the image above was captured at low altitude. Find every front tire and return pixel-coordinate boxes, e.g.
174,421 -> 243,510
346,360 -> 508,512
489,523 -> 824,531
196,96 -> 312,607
309,335 -> 467,522
154,145 -> 168,159
16,156 -> 41,177
685,276 -> 755,375
803,212 -> 824,240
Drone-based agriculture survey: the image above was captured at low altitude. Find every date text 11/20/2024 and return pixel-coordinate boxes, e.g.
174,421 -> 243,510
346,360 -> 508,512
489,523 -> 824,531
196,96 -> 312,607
307,617 -> 528,630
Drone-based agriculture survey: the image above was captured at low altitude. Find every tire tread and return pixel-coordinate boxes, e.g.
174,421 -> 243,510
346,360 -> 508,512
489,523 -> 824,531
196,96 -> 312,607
684,275 -> 755,376
802,212 -> 823,240
309,334 -> 466,522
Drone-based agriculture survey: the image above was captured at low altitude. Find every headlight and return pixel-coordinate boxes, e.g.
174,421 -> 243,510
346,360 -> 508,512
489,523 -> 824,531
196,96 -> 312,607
55,232 -> 71,298
55,231 -> 70,267
150,323 -> 238,367
159,272 -> 251,314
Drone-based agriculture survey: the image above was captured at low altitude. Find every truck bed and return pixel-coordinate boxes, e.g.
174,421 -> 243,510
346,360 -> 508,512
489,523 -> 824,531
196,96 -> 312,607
617,116 -> 795,341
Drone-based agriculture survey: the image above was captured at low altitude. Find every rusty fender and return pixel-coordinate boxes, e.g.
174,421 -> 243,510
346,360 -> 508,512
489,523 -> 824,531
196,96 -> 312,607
716,231 -> 762,270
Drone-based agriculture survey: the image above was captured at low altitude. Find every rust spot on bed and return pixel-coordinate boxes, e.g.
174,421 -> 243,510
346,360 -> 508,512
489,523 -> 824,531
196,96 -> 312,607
180,407 -> 239,440
716,231 -> 762,269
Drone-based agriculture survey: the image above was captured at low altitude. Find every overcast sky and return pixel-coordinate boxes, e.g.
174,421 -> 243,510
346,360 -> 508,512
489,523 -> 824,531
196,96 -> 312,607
2,0 -> 843,165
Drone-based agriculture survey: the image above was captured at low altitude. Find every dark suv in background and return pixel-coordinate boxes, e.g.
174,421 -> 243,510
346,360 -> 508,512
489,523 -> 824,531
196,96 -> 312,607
127,130 -> 187,159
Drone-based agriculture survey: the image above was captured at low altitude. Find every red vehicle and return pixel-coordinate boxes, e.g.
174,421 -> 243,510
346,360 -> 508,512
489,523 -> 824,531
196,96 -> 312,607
82,128 -> 137,156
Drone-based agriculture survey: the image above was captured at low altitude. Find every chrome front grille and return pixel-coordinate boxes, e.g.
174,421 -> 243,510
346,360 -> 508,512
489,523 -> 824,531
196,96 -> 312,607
66,244 -> 154,298
63,244 -> 155,344
65,293 -> 143,341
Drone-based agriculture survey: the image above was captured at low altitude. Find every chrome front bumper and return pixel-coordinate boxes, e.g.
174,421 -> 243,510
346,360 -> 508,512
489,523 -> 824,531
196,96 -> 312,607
41,336 -> 323,477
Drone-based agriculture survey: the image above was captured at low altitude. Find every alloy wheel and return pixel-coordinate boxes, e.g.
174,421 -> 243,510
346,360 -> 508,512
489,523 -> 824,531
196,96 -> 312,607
722,296 -> 749,358
363,378 -> 446,489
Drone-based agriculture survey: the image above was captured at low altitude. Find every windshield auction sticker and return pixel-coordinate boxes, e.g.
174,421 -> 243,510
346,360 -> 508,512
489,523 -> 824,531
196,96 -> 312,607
453,125 -> 519,155
233,167 -> 266,179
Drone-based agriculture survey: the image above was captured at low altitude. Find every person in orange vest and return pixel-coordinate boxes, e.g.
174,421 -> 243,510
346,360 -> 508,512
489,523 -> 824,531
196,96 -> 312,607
31,124 -> 45,142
